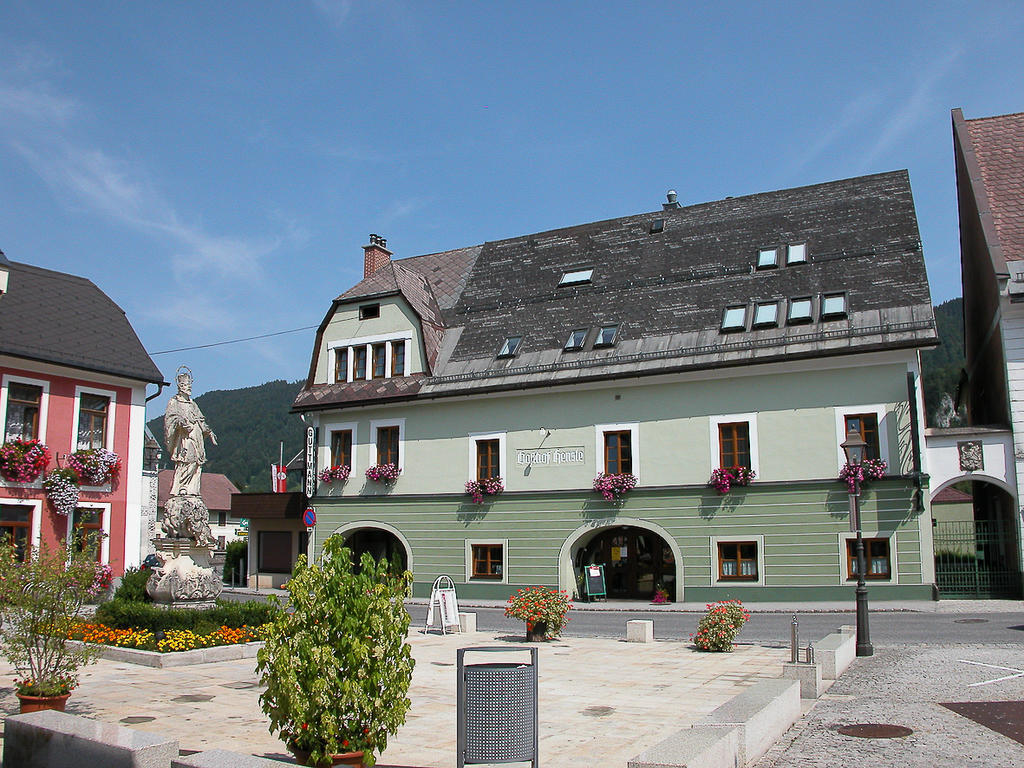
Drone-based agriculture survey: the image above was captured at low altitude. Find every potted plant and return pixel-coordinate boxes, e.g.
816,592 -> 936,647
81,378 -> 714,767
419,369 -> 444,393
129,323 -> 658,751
0,539 -> 102,712
691,600 -> 751,652
67,448 -> 121,486
708,466 -> 756,494
592,472 -> 637,501
505,586 -> 572,641
257,536 -> 414,767
651,586 -> 670,605
838,458 -> 887,493
0,438 -> 50,483
465,476 -> 504,504
364,463 -> 400,483
42,467 -> 80,516
319,465 -> 351,484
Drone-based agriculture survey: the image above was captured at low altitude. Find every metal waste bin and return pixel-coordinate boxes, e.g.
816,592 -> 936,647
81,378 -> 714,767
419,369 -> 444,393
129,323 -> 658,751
457,646 -> 538,767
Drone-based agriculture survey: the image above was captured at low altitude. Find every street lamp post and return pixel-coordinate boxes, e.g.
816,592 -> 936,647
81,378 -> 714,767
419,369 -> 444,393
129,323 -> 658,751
841,428 -> 874,657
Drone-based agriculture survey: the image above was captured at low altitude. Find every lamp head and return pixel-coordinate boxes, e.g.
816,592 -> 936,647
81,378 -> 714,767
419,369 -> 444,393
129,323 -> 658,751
841,428 -> 867,466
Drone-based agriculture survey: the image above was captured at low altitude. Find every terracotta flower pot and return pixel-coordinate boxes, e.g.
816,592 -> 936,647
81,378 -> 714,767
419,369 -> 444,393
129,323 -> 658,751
290,745 -> 366,767
17,692 -> 71,714
526,621 -> 549,642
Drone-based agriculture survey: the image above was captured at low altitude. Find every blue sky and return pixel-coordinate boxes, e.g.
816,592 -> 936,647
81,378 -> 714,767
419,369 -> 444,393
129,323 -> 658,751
1,1 -> 1022,411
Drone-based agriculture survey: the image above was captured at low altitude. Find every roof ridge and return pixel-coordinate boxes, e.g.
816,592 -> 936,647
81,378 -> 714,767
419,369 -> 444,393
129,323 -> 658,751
965,111 -> 1024,123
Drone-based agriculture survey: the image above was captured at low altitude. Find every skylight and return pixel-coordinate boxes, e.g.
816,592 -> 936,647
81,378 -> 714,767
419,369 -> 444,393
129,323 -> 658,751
564,329 -> 587,350
753,301 -> 779,328
821,292 -> 847,319
594,324 -> 618,347
788,297 -> 813,324
757,248 -> 779,270
497,336 -> 523,358
721,306 -> 746,332
559,268 -> 593,286
787,243 -> 807,265
649,219 -> 665,234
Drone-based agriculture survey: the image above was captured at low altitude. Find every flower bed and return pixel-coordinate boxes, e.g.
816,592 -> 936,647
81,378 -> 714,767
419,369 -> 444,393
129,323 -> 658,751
0,438 -> 50,482
66,621 -> 269,653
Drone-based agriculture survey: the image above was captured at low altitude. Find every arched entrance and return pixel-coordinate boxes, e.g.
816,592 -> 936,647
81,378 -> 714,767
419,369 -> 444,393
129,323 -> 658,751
328,522 -> 411,574
572,524 -> 678,600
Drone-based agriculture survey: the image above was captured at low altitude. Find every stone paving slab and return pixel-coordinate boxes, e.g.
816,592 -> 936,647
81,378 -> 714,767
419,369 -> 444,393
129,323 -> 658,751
0,630 -> 786,767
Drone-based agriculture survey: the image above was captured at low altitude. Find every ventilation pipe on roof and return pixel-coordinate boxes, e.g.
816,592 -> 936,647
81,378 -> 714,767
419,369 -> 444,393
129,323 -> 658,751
0,249 -> 9,297
663,190 -> 681,210
363,234 -> 392,278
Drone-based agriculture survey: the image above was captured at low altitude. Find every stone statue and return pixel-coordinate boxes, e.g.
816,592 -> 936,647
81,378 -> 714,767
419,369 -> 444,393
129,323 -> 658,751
165,366 -> 218,497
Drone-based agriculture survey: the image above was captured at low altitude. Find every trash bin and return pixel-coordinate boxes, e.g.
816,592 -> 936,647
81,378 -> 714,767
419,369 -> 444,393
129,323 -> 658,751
457,646 -> 538,767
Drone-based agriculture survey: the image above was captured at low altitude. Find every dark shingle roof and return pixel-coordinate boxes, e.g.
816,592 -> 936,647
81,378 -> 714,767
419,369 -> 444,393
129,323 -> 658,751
961,111 -> 1024,262
0,260 -> 164,383
296,171 -> 936,411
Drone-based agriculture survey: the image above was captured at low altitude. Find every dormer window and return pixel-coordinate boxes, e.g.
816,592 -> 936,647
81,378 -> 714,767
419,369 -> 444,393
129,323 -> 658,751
497,336 -> 522,358
564,329 -> 587,351
787,243 -> 807,265
330,335 -> 410,383
788,297 -> 813,325
721,305 -> 747,332
559,268 -> 593,286
594,324 -> 618,347
756,248 -> 779,270
752,301 -> 779,328
359,303 -> 380,320
649,219 -> 665,234
821,292 -> 847,319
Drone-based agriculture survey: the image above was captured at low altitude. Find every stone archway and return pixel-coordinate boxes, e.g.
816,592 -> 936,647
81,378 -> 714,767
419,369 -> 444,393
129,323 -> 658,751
559,518 -> 683,601
327,521 -> 413,574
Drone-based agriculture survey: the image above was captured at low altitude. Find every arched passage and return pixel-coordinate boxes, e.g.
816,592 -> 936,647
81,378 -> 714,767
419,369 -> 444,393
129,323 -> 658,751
559,518 -> 683,601
326,521 -> 412,574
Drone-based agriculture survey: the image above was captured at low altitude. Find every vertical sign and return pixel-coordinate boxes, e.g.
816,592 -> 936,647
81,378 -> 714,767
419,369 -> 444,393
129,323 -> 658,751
304,425 -> 318,500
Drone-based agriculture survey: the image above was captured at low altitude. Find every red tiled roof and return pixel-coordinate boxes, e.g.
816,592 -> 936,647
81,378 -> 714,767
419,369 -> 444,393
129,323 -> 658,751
933,486 -> 973,504
964,112 -> 1024,261
158,470 -> 239,511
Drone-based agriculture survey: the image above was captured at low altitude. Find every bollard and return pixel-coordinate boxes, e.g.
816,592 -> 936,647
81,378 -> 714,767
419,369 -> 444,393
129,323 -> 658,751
790,615 -> 799,664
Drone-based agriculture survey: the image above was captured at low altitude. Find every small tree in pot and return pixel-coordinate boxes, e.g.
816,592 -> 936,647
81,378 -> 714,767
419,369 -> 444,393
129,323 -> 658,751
257,536 -> 415,767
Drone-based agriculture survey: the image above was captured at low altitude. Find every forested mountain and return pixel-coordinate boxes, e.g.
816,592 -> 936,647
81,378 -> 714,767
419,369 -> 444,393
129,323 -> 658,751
148,300 -> 967,489
921,298 -> 966,427
148,379 -> 305,492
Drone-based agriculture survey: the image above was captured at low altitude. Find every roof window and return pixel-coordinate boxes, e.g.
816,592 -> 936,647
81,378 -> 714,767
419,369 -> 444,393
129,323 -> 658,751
594,324 -> 618,347
559,268 -> 593,286
787,297 -> 813,325
752,301 -> 779,328
821,292 -> 847,319
497,336 -> 522,358
649,219 -> 665,234
358,303 -> 380,320
756,248 -> 779,270
787,243 -> 807,265
564,329 -> 587,351
721,305 -> 746,332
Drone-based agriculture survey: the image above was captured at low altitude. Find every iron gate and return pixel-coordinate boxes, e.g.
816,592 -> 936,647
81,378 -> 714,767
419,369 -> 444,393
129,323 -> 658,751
934,520 -> 1021,598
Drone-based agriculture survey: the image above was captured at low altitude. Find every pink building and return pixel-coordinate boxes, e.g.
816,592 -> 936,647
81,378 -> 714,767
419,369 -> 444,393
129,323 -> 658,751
0,252 -> 164,575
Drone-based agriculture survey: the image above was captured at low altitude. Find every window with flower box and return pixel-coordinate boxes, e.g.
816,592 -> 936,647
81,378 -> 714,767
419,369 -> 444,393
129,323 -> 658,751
331,429 -> 353,468
0,503 -> 32,562
4,383 -> 42,442
76,394 -> 110,451
371,419 -> 404,471
718,422 -> 750,470
844,413 -> 880,461
846,538 -> 891,580
603,430 -> 632,475
476,439 -> 499,480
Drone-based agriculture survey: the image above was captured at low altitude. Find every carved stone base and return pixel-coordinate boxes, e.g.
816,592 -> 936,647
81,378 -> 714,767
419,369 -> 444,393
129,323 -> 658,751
162,494 -> 216,547
146,537 -> 223,609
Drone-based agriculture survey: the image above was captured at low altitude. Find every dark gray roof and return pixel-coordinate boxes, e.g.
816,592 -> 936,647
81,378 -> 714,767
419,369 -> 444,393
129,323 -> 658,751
296,170 -> 936,411
0,260 -> 164,384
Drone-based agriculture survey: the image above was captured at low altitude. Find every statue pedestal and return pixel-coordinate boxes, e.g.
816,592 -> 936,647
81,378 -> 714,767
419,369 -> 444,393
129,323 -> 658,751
146,537 -> 223,611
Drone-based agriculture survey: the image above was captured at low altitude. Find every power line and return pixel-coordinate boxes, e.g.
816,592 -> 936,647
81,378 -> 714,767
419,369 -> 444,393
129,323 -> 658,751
149,324 -> 319,355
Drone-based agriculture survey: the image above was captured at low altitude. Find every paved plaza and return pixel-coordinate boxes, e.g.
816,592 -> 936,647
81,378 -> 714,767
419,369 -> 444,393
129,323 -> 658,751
0,629 -> 786,766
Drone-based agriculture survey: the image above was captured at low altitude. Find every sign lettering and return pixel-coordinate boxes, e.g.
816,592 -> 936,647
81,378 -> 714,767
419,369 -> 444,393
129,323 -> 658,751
515,446 -> 585,467
304,426 -> 318,499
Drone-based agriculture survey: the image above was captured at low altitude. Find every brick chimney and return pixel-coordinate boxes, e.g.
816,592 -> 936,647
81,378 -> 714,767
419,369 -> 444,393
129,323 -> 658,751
362,234 -> 392,278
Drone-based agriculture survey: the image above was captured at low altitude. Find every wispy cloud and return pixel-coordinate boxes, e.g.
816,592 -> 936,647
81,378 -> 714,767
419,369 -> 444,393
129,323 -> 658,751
311,0 -> 354,28
790,90 -> 883,174
378,197 -> 427,225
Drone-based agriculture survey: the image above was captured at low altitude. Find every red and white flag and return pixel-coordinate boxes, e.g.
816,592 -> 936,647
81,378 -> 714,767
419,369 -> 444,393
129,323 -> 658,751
272,464 -> 288,493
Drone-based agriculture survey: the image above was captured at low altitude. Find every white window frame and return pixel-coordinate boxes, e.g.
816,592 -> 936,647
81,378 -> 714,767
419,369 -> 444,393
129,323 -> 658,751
838,532 -> 897,584
67,501 -> 111,565
594,422 -> 640,480
468,431 -> 507,482
370,418 -> 405,472
465,538 -> 508,583
709,413 -> 760,477
834,405 -> 889,472
70,385 -> 118,453
0,498 -> 42,557
320,420 -> 358,474
710,534 -> 765,586
0,374 -> 51,444
327,332 -> 414,383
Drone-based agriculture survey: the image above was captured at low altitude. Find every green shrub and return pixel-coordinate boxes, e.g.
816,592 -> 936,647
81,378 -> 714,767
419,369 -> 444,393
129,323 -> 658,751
113,566 -> 152,603
95,598 -> 279,634
223,539 -> 247,582
692,600 -> 751,652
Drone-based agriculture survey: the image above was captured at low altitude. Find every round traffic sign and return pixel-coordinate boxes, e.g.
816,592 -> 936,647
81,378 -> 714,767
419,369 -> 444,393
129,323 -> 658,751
303,507 -> 317,527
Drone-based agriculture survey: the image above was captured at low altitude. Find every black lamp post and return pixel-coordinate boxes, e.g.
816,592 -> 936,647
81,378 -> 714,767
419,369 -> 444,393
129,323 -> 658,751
841,428 -> 873,657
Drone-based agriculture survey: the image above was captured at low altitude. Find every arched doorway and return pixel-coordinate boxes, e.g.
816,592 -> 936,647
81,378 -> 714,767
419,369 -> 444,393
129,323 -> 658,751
329,523 -> 410,574
574,525 -> 677,600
